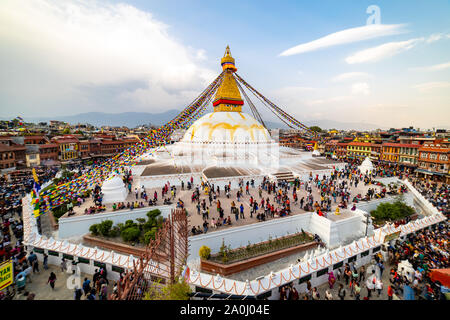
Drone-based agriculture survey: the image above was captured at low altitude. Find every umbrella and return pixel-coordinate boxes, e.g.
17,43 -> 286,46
429,268 -> 450,287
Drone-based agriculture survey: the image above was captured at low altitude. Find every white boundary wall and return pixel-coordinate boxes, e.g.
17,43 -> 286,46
58,205 -> 173,239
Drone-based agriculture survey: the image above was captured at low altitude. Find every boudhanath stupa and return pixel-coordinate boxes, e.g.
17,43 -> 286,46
132,47 -> 346,188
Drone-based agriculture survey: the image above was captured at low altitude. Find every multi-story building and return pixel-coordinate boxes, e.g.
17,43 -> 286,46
370,143 -> 382,162
79,140 -> 91,160
39,143 -> 59,165
381,143 -> 400,163
347,142 -> 372,160
336,142 -> 349,159
398,144 -> 420,168
417,140 -> 450,182
0,144 -> 16,172
51,135 -> 80,162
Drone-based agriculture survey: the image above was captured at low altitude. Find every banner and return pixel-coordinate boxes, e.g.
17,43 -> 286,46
0,260 -> 14,290
383,230 -> 401,243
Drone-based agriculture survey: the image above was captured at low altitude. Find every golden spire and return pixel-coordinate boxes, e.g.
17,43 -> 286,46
220,45 -> 237,72
213,46 -> 243,112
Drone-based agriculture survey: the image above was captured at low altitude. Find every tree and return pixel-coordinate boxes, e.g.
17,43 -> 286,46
143,278 -> 192,300
98,220 -> 113,237
199,246 -> 211,260
309,126 -> 322,133
121,227 -> 141,242
62,127 -> 71,134
89,224 -> 99,236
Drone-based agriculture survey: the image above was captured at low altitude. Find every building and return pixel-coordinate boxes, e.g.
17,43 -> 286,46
398,144 -> 420,168
336,142 -> 349,159
417,140 -> 450,182
0,144 -> 16,172
381,143 -> 400,163
51,135 -> 80,163
370,143 -> 382,162
347,142 -> 372,160
39,143 -> 59,166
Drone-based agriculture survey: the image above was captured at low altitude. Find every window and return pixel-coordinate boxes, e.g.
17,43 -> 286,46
317,268 -> 329,277
33,248 -> 44,254
333,261 -> 343,270
77,257 -> 90,264
112,265 -> 125,273
257,290 -> 272,300
48,250 -> 59,256
372,246 -> 381,253
430,154 -> 437,160
63,254 -> 74,260
195,286 -> 212,294
94,261 -> 106,269
361,250 -> 370,257
298,274 -> 312,284
348,256 -> 357,263
440,154 -> 448,161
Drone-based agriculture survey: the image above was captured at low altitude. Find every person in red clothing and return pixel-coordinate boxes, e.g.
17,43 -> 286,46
387,285 -> 393,300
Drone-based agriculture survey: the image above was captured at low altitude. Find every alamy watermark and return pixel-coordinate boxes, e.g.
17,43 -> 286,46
366,5 -> 381,25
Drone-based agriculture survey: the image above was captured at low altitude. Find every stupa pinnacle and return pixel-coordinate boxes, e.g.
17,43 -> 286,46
213,46 -> 244,112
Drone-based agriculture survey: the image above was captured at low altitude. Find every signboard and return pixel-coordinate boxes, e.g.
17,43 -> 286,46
383,231 -> 401,243
0,260 -> 14,290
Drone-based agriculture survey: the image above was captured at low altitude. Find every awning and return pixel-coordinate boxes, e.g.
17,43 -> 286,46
429,269 -> 450,287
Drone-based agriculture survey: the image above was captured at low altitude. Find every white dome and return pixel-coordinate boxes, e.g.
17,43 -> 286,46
101,174 -> 128,203
359,157 -> 374,174
102,175 -> 125,190
181,112 -> 273,144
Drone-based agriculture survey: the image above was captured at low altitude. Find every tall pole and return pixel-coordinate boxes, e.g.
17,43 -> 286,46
169,211 -> 175,284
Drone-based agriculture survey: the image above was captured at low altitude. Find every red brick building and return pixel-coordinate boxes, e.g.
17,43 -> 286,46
417,140 -> 450,182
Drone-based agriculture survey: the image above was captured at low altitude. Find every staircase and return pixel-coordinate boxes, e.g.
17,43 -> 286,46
273,171 -> 296,183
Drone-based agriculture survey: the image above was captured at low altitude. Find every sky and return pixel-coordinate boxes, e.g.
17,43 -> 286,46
0,0 -> 449,129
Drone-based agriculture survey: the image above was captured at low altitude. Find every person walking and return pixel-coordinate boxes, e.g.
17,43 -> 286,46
43,253 -> 48,270
338,284 -> 346,300
83,277 -> 91,296
74,286 -> 83,300
47,272 -> 57,290
32,259 -> 39,274
60,258 -> 67,273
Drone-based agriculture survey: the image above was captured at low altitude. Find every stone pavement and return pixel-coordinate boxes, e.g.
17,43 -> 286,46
63,176 -> 381,236
303,257 -> 421,300
12,264 -> 114,300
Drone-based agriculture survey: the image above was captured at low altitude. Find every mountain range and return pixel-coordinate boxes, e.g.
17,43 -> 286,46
16,111 -> 389,130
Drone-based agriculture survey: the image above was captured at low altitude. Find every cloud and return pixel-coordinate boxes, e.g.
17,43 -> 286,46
0,0 -> 216,116
410,61 -> 450,72
351,82 -> 370,95
279,24 -> 406,57
346,33 -> 449,64
413,82 -> 450,93
307,96 -> 352,106
425,33 -> 450,43
346,38 -> 421,64
331,72 -> 372,82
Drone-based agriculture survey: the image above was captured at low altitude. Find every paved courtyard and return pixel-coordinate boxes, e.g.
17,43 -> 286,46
12,264 -> 114,300
62,175 -> 381,236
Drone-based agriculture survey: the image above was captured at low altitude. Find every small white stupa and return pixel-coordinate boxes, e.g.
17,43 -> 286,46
101,173 -> 128,204
358,157 -> 374,174
312,142 -> 321,157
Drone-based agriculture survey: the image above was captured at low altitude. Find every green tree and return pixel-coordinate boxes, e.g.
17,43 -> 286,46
89,224 -> 99,236
98,220 -> 113,237
199,246 -> 211,260
121,227 -> 141,242
62,127 -> 71,134
143,278 -> 192,300
309,126 -> 322,133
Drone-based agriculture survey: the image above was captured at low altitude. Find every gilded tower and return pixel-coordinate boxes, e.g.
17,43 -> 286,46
212,46 -> 244,112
